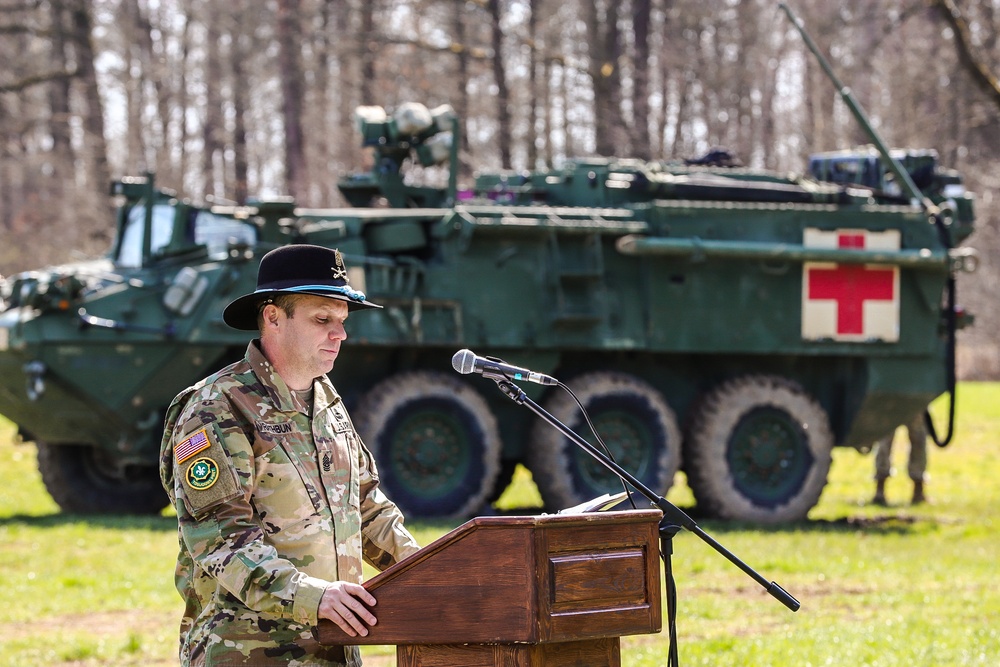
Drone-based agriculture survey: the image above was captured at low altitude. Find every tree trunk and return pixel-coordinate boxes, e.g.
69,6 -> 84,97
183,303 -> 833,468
312,0 -> 334,203
46,1 -> 73,183
230,10 -> 250,205
488,0 -> 512,169
586,0 -> 625,157
559,59 -> 570,162
760,37 -> 782,169
527,0 -> 540,169
330,1 -> 361,180
177,0 -> 193,193
667,72 -> 690,159
276,0 -> 307,200
129,1 -> 175,181
542,54 -> 553,168
360,1 -> 376,104
201,2 -> 224,199
452,2 -> 471,177
734,0 -> 755,163
67,0 -> 111,246
631,0 -> 652,160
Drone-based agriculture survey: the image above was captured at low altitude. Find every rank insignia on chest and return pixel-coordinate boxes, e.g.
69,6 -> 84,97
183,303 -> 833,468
175,428 -> 211,464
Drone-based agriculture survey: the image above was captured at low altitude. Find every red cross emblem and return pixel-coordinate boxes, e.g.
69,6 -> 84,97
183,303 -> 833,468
802,230 -> 900,342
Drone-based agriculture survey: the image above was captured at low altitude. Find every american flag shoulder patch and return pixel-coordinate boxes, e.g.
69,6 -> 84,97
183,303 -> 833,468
175,428 -> 211,464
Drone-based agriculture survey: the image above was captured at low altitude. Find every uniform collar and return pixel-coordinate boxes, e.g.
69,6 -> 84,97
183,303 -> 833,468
246,341 -> 341,415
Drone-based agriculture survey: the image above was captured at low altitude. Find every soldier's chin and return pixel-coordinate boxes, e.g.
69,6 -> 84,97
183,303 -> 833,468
320,352 -> 338,371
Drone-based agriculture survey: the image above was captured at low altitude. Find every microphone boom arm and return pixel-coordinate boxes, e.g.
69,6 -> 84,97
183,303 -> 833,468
490,377 -> 801,613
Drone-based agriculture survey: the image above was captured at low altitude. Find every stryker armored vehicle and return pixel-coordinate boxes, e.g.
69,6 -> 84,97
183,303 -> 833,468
0,14 -> 978,522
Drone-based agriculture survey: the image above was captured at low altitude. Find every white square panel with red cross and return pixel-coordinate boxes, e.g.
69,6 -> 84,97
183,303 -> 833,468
801,228 -> 900,342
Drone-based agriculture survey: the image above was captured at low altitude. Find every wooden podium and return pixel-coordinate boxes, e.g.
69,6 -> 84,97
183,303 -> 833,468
317,509 -> 662,666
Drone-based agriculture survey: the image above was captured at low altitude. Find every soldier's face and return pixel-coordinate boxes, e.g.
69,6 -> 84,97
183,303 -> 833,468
267,296 -> 349,388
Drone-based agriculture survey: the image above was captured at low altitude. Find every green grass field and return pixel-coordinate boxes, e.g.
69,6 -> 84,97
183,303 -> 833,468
1,384 -> 998,666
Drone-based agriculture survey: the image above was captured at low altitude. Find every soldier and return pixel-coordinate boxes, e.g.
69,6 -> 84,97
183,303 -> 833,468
872,412 -> 929,506
159,244 -> 420,666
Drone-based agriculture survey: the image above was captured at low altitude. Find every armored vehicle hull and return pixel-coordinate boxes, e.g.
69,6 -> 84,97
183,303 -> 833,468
0,112 -> 976,522
2,6 -> 976,522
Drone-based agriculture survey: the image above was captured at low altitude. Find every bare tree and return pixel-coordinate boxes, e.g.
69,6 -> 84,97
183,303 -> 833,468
934,0 -> 1000,109
67,2 -> 109,196
47,1 -> 73,183
585,0 -> 626,156
359,0 -> 376,104
488,0 -> 512,168
126,1 -> 175,181
452,2 -> 472,175
200,2 -> 225,199
230,4 -> 252,205
527,0 -> 540,169
176,0 -> 193,193
630,0 -> 653,161
0,0 -> 994,376
277,0 -> 308,200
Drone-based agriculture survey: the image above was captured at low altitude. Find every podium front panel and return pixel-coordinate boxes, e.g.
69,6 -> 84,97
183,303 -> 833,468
317,510 -> 662,647
344,520 -> 539,645
536,515 -> 661,642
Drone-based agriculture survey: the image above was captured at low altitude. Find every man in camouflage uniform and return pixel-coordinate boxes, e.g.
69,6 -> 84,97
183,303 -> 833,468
872,412 -> 929,506
159,244 -> 420,666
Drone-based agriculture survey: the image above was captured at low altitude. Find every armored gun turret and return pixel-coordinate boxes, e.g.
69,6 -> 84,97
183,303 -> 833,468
0,11 -> 979,522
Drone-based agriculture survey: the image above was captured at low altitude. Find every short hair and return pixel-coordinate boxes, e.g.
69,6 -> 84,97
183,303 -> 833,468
256,293 -> 304,331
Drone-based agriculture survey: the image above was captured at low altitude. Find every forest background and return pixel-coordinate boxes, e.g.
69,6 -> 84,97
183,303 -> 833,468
0,0 -> 998,376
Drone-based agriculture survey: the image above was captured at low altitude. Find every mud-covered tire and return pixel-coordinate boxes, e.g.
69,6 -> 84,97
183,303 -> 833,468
684,374 -> 833,523
36,442 -> 168,514
527,372 -> 681,511
355,371 -> 502,519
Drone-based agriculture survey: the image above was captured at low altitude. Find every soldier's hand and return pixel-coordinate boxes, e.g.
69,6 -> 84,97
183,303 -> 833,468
319,582 -> 377,637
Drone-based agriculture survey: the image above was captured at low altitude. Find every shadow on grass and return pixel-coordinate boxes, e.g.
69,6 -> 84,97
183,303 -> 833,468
682,511 -> 939,537
0,512 -> 177,531
0,504 -> 939,538
475,501 -> 940,538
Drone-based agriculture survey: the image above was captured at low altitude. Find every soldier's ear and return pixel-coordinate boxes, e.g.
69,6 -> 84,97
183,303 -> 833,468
261,303 -> 281,327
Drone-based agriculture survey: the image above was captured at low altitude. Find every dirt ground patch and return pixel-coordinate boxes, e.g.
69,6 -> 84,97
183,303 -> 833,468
0,608 -> 175,640
1,610 -> 400,666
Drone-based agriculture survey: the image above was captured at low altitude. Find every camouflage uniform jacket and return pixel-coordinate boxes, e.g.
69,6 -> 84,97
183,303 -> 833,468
159,341 -> 420,666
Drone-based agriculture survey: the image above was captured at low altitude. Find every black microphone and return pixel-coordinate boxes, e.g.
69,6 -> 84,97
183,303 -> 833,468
451,349 -> 558,386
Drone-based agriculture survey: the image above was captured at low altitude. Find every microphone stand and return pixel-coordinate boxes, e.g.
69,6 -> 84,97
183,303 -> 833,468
489,377 -> 800,666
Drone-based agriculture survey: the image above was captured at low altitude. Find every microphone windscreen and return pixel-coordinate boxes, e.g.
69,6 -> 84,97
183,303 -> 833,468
451,349 -> 476,374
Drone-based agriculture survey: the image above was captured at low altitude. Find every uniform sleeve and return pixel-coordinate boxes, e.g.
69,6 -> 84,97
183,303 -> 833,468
164,397 -> 330,626
356,440 -> 421,571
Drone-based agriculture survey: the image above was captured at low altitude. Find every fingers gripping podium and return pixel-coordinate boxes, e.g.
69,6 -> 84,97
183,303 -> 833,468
317,510 -> 663,666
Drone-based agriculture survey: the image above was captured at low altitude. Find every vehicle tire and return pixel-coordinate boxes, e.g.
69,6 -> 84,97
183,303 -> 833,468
36,442 -> 168,514
355,371 -> 502,519
684,374 -> 833,523
527,372 -> 681,511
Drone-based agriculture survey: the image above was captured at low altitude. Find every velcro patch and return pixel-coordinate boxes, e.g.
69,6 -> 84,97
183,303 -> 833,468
176,422 -> 241,517
331,408 -> 352,434
175,428 -> 211,464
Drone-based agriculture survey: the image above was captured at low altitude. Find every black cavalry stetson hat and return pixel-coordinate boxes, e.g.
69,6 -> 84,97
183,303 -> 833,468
223,244 -> 381,331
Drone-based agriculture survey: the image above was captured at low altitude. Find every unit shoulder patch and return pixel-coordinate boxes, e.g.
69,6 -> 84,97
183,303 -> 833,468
174,422 -> 241,516
185,457 -> 220,490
